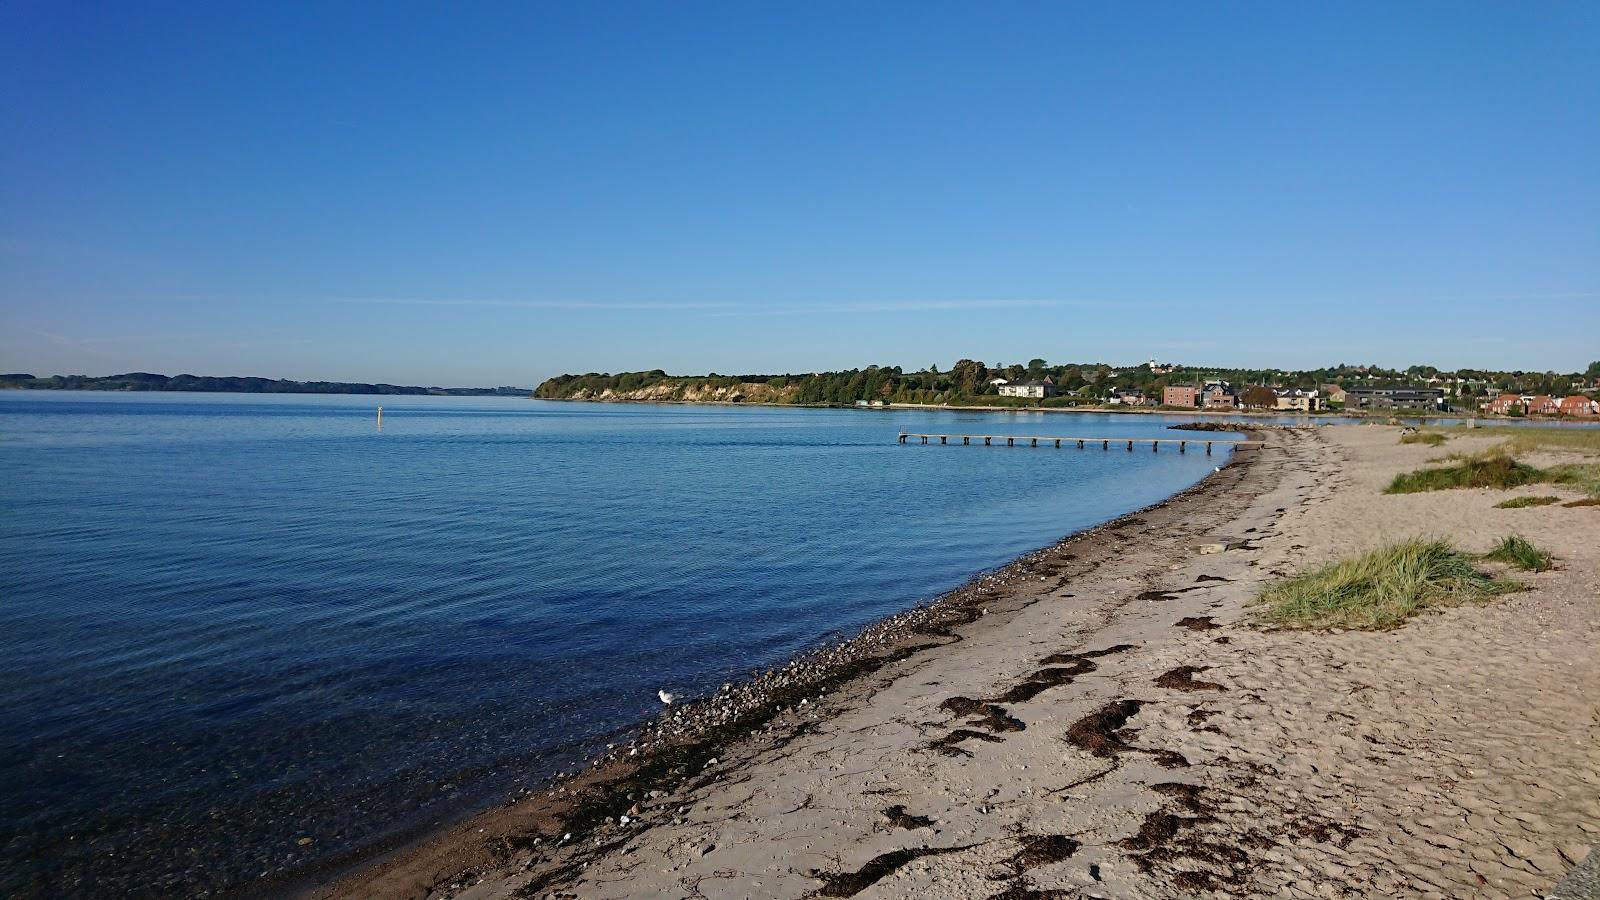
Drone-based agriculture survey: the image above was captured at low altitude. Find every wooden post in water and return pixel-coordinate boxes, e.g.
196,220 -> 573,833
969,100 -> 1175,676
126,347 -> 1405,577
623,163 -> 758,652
1126,439 -> 1133,451
1180,441 -> 1186,453
1206,442 -> 1212,454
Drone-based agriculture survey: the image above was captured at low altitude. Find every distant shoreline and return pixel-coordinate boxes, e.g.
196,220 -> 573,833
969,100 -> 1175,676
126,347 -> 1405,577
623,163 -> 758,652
536,395 -> 1491,421
0,372 -> 528,397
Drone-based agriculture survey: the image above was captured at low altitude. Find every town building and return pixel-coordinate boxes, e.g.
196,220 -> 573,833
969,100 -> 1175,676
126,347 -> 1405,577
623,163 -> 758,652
1343,387 -> 1447,411
998,379 -> 1055,399
1559,395 -> 1599,417
1162,385 -> 1200,407
1526,395 -> 1558,416
1485,394 -> 1525,415
1202,381 -> 1237,409
1107,388 -> 1153,406
1273,388 -> 1322,412
1320,384 -> 1348,405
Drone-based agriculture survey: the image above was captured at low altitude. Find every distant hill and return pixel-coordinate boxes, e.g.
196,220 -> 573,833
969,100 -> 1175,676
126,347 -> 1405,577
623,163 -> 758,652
0,372 -> 529,397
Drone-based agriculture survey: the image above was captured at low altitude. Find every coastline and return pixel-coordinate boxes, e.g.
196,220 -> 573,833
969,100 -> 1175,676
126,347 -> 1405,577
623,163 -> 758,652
305,424 -> 1599,899
304,435 -> 1274,899
534,395 -> 1498,422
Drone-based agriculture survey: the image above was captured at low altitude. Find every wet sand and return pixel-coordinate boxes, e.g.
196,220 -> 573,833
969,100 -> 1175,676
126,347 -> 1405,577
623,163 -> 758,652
311,425 -> 1598,899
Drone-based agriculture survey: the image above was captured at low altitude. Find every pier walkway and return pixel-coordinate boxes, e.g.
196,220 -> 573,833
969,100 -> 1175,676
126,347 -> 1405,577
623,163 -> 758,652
896,432 -> 1262,454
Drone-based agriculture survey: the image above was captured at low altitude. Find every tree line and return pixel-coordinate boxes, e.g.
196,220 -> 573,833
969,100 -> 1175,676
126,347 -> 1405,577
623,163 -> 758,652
536,359 -> 1600,408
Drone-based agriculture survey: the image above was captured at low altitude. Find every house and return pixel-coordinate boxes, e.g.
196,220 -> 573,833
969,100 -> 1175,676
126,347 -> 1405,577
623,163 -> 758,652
1485,393 -> 1525,415
1526,395 -> 1558,416
1202,381 -> 1237,409
1320,384 -> 1348,405
1559,395 -> 1599,417
1162,385 -> 1200,407
1343,387 -> 1447,411
1274,388 -> 1322,412
1107,388 -> 1150,406
998,378 -> 1055,399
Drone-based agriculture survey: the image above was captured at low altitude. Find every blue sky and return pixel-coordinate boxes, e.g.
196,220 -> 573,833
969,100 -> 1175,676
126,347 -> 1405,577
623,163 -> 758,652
2,2 -> 1596,386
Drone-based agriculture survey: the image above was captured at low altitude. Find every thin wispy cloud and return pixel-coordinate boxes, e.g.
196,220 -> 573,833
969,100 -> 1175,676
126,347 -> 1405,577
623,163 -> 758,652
322,296 -> 1169,315
326,297 -> 732,311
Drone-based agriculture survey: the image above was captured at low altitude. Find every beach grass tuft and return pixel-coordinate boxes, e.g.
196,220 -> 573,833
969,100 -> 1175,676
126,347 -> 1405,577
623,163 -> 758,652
1254,538 -> 1516,630
1467,426 -> 1600,456
1384,454 -> 1545,494
1482,534 -> 1553,572
1399,431 -> 1446,446
1493,495 -> 1560,508
1545,463 -> 1600,498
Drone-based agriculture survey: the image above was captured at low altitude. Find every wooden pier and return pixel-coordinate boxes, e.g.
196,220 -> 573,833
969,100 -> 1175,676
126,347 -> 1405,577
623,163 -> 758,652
896,432 -> 1261,454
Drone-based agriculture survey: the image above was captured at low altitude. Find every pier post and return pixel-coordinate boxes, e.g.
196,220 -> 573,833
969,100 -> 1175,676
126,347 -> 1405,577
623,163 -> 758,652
377,406 -> 383,427
1127,440 -> 1133,451
1007,437 -> 1014,447
1077,440 -> 1084,449
1152,440 -> 1158,452
985,437 -> 991,446
1054,439 -> 1061,448
1102,440 -> 1108,450
963,436 -> 970,445
1180,441 -> 1186,453
899,434 -> 906,444
940,436 -> 947,444
1206,442 -> 1212,454
921,435 -> 928,444
1030,438 -> 1037,447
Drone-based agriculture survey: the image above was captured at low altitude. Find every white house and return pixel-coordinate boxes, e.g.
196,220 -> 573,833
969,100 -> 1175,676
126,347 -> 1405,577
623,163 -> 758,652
998,378 -> 1055,399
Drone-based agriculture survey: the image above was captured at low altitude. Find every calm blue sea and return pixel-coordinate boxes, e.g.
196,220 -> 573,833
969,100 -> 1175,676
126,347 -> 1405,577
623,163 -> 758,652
0,393 -> 1257,896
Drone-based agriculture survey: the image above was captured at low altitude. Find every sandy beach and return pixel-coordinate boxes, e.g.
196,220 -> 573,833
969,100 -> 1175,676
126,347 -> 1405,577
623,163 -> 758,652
316,424 -> 1598,900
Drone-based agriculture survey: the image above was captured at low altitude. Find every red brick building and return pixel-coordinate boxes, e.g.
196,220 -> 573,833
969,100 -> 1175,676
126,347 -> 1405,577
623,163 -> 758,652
1526,395 -> 1558,416
1485,394 -> 1524,415
1559,395 -> 1598,417
1162,385 -> 1199,407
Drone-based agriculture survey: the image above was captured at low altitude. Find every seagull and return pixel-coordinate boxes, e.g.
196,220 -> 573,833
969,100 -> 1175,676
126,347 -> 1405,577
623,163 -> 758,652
658,690 -> 676,705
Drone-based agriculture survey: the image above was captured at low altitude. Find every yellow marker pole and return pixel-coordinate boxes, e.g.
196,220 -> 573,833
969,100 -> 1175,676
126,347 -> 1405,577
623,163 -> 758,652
377,405 -> 383,428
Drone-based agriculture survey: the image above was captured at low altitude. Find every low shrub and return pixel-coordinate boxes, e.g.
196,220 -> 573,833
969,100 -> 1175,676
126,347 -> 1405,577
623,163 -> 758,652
1399,431 -> 1446,446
